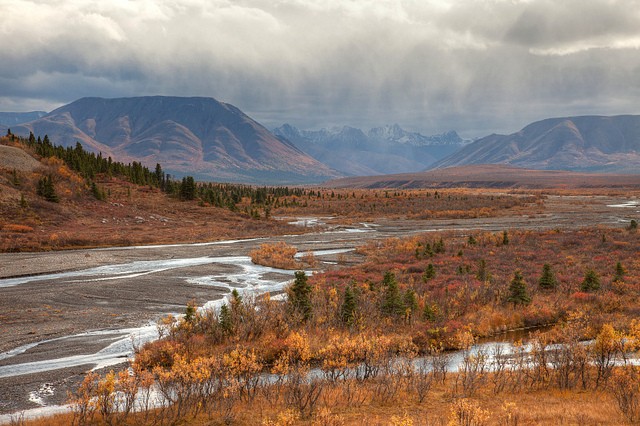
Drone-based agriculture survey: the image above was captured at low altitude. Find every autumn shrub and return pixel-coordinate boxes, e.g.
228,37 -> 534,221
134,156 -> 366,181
68,371 -> 100,426
2,223 -> 34,233
250,241 -> 302,269
612,366 -> 640,423
449,398 -> 489,426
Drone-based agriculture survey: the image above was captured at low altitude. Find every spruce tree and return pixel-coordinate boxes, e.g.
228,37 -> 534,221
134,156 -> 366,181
381,271 -> 403,317
476,259 -> 491,282
37,175 -> 59,202
184,301 -> 196,325
502,230 -> 509,245
340,285 -> 357,325
230,289 -> 243,310
179,176 -> 196,200
219,303 -> 233,334
538,263 -> 558,291
423,263 -> 436,282
613,262 -> 625,283
154,163 -> 164,189
423,301 -> 437,321
288,271 -> 313,321
91,181 -> 106,201
581,268 -> 601,292
403,288 -> 418,320
507,270 -> 531,307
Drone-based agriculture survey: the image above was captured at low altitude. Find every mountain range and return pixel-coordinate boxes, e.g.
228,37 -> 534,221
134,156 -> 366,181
433,115 -> 640,173
1,97 -> 338,184
273,124 -> 468,176
2,96 -> 640,183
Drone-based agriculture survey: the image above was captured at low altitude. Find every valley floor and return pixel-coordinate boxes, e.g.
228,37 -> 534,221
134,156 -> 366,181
0,192 -> 638,418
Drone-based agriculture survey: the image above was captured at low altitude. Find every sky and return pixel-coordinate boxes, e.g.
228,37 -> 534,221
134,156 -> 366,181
2,0 -> 640,138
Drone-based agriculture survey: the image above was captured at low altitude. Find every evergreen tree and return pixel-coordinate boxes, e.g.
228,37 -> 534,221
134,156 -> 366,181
184,301 -> 196,325
230,289 -> 243,310
340,285 -> 357,325
422,263 -> 436,282
581,268 -> 601,292
422,243 -> 434,258
423,301 -> 437,321
381,271 -> 403,317
476,259 -> 491,282
502,230 -> 509,245
613,262 -> 626,283
403,288 -> 418,320
467,235 -> 477,245
37,175 -> 59,202
507,270 -> 531,307
91,181 -> 106,201
538,263 -> 558,291
154,163 -> 164,189
229,289 -> 244,324
179,176 -> 196,200
288,271 -> 313,321
219,303 -> 233,334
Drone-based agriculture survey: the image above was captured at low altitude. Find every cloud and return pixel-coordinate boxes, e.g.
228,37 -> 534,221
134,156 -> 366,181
504,0 -> 640,54
1,0 -> 640,136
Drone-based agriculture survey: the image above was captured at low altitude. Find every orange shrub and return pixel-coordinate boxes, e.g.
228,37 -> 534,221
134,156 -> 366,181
2,223 -> 34,233
249,241 -> 302,270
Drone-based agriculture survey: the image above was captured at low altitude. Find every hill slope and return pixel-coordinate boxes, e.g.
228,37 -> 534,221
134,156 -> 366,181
4,97 -> 339,184
0,137 -> 306,252
326,164 -> 640,189
273,124 -> 467,176
432,115 -> 640,173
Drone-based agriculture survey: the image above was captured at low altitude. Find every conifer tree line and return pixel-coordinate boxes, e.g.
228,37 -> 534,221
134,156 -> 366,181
23,133 -> 160,186
14,133 -> 307,210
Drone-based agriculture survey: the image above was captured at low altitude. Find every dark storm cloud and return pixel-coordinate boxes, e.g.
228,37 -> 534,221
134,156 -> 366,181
2,0 -> 640,137
504,0 -> 640,53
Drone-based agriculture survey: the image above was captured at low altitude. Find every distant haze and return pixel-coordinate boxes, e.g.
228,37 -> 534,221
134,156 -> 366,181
2,1 -> 640,138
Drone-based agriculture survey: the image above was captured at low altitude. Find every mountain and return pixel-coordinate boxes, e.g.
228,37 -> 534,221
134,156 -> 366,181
273,124 -> 468,176
0,111 -> 47,127
432,115 -> 640,173
2,97 -> 339,184
367,124 -> 465,146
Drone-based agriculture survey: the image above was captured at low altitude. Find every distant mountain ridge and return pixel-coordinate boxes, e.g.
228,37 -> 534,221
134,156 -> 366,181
367,124 -> 466,146
273,124 -> 468,176
2,97 -> 339,184
432,115 -> 640,173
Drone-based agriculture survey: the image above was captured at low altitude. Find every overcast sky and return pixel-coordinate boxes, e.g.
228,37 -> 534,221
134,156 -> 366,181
2,0 -> 640,137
